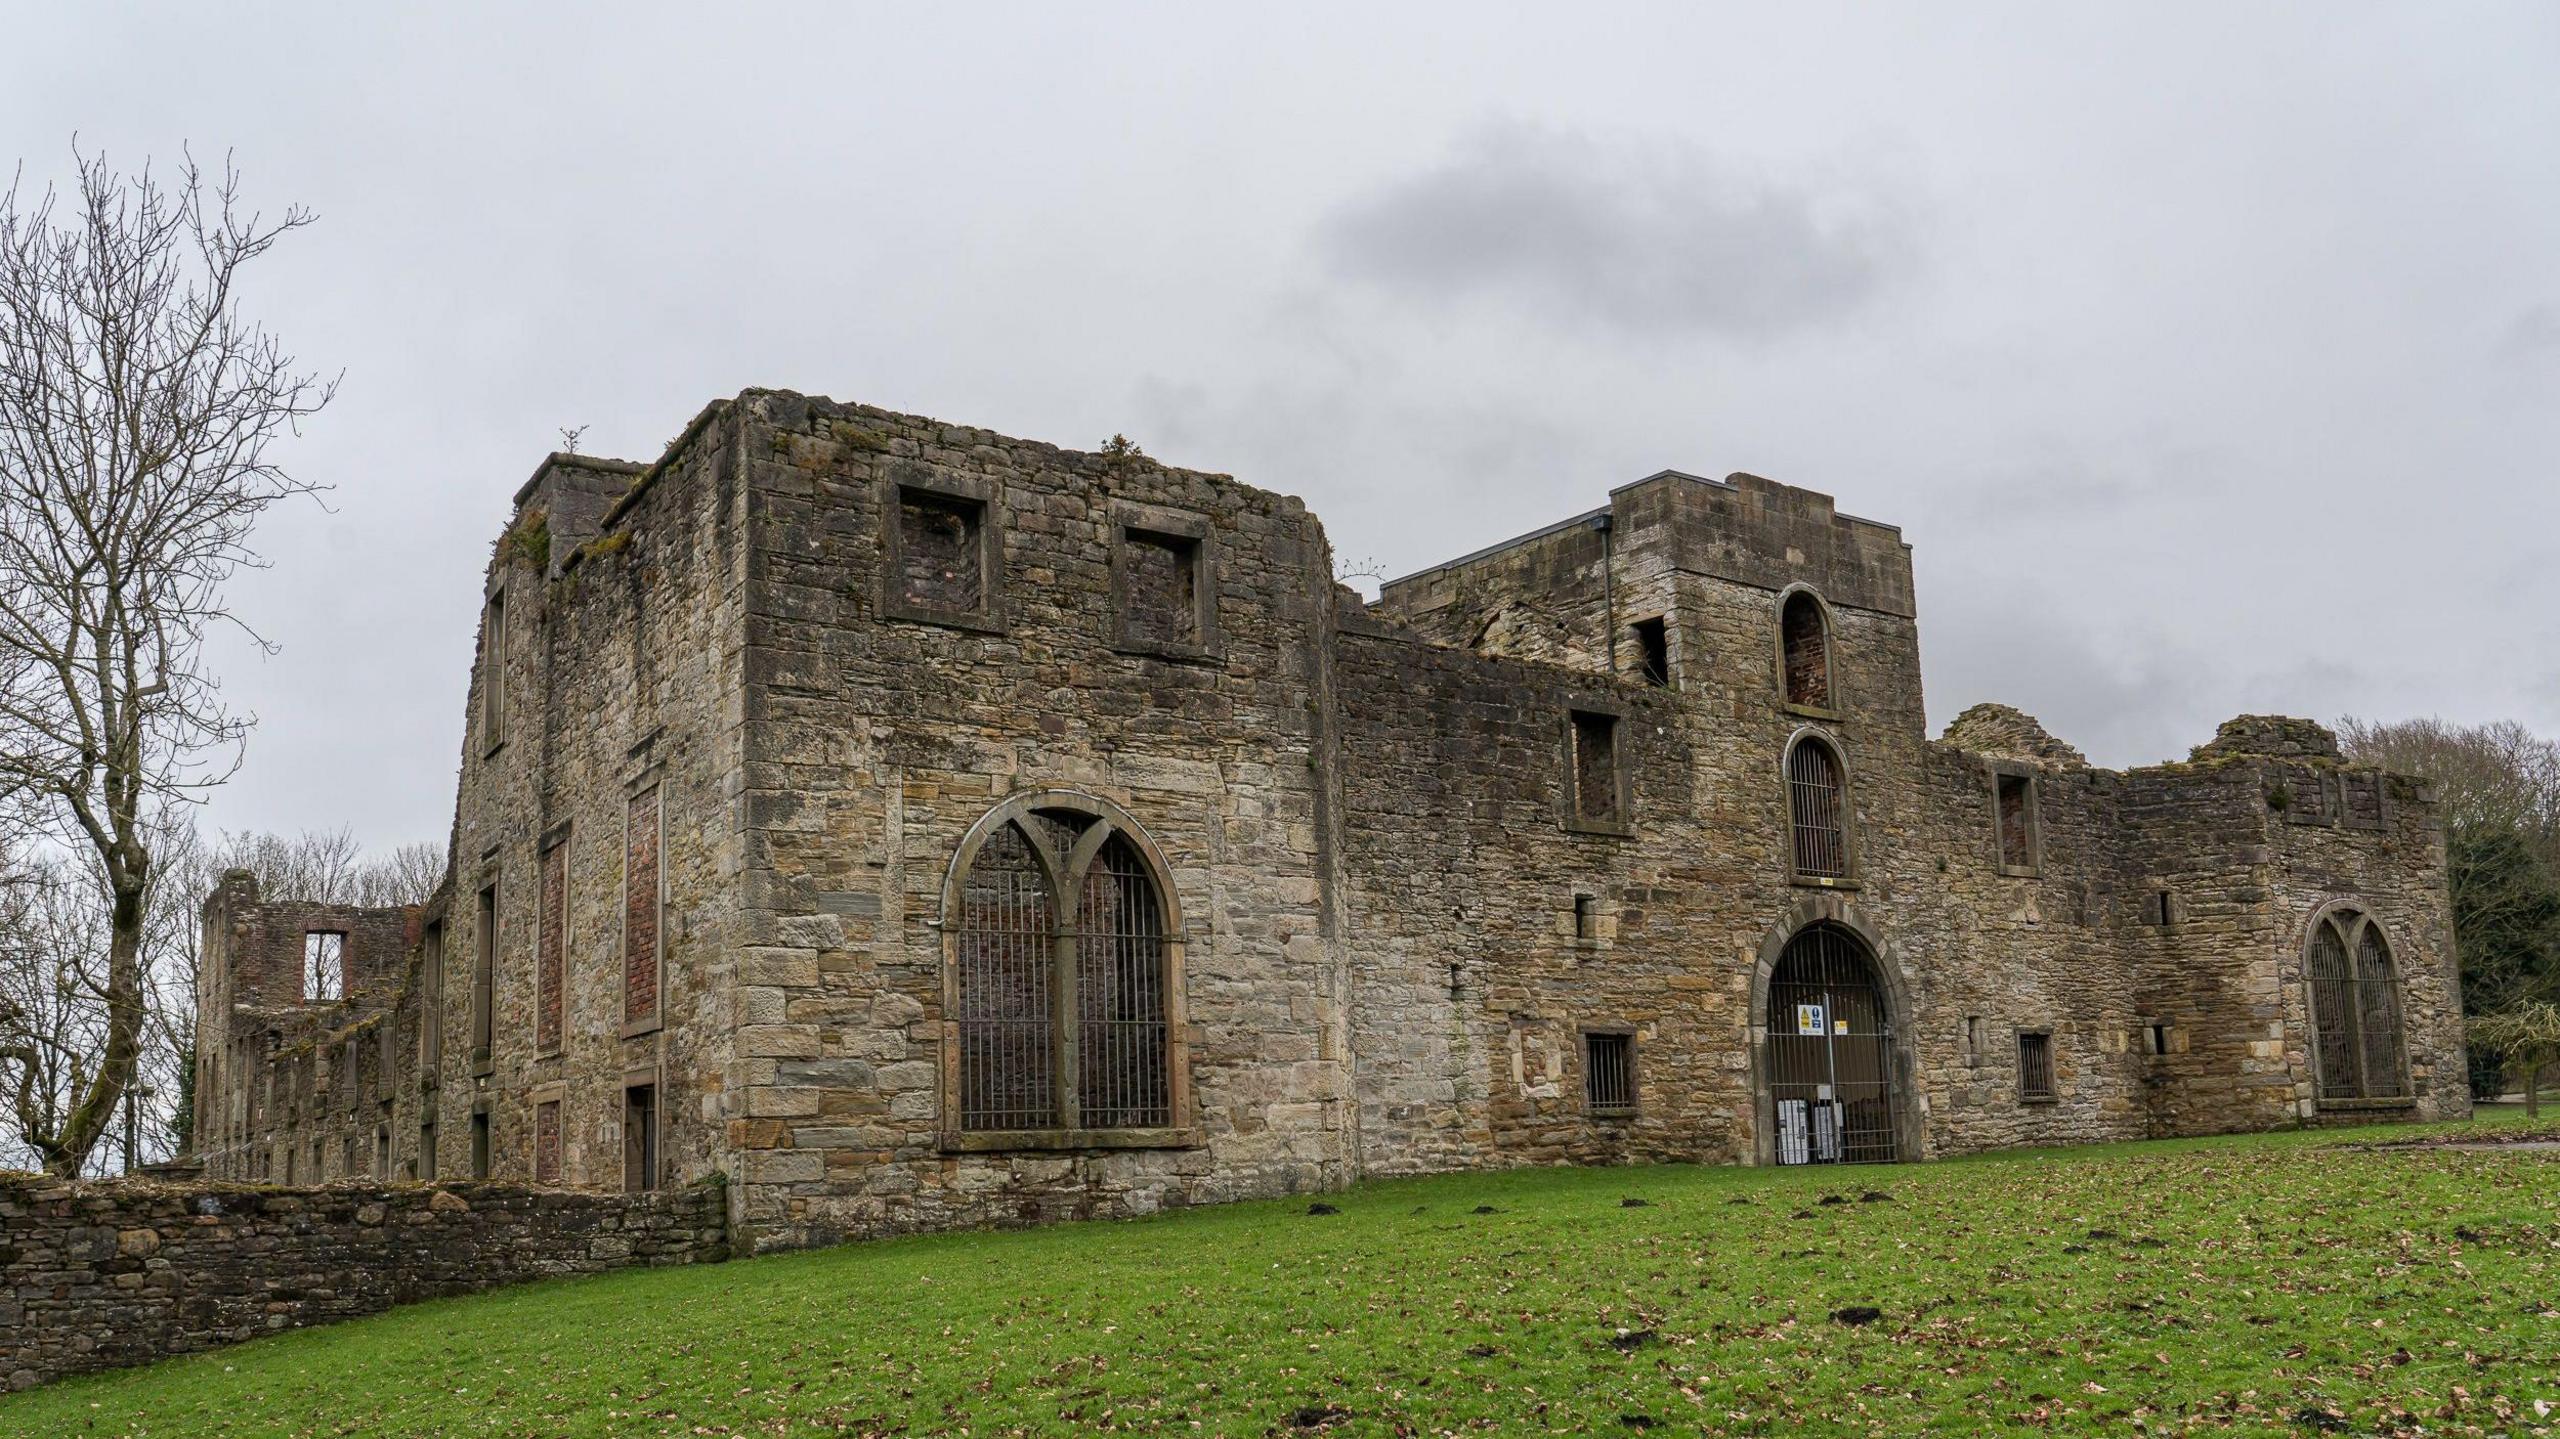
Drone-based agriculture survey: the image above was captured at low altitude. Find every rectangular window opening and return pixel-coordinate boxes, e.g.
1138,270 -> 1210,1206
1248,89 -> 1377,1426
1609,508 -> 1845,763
1573,893 -> 1598,941
1585,1032 -> 1636,1117
1121,527 -> 1202,649
1964,1015 -> 1983,1068
624,787 -> 663,1027
624,1083 -> 659,1193
302,931 -> 346,1004
534,1100 -> 562,1185
1995,772 -> 2036,872
1569,710 -> 1623,827
419,921 -> 445,1071
2141,890 -> 2173,927
537,837 -> 567,1055
472,883 -> 497,1069
469,1110 -> 491,1180
2018,1031 -> 2057,1102
896,487 -> 986,614
481,589 -> 507,751
1632,616 -> 1670,687
2146,1022 -> 2170,1057
418,1119 -> 437,1181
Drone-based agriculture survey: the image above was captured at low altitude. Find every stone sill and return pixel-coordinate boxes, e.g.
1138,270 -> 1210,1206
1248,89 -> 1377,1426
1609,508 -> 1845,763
620,1016 -> 664,1041
1563,817 -> 1635,839
882,601 -> 1007,636
1110,638 -> 1223,666
942,1126 -> 1203,1153
2316,1097 -> 2416,1112
2020,1095 -> 2059,1106
1996,863 -> 2042,880
1784,702 -> 1845,724
1790,874 -> 1861,892
1590,1109 -> 1638,1122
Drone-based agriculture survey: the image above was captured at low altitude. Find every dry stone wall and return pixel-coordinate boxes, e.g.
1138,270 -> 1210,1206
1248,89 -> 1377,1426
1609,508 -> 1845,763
0,1175 -> 725,1392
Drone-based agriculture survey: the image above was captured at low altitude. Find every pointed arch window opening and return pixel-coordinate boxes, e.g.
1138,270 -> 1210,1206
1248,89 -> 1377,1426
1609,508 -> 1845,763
954,808 -> 1175,1133
2307,909 -> 2409,1102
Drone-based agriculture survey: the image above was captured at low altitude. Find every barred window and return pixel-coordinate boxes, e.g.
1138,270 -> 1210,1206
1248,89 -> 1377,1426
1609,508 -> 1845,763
2307,908 -> 2409,1101
1787,735 -> 1850,879
1585,1032 -> 1636,1116
2017,1031 -> 2056,1101
952,801 -> 1177,1135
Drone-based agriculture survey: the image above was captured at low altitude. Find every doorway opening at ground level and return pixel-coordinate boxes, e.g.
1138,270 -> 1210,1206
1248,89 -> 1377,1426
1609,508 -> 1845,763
1767,922 -> 1898,1164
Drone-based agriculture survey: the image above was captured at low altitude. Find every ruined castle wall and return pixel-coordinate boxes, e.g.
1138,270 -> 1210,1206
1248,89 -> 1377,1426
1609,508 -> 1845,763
721,392 -> 1350,1251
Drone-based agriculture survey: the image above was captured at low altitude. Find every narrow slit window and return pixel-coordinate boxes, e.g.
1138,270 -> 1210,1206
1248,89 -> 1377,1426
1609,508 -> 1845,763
623,1083 -> 659,1192
1585,1032 -> 1636,1116
1780,591 -> 1831,708
1965,1015 -> 1983,1067
1573,893 -> 1598,941
2147,1023 -> 2170,1057
468,1110 -> 490,1179
1632,616 -> 1670,687
481,589 -> 507,750
534,1100 -> 562,1184
2018,1031 -> 2056,1101
418,1119 -> 438,1181
419,921 -> 445,1070
1995,772 -> 2036,872
472,883 -> 497,1066
625,787 -> 663,1026
1570,710 -> 1623,827
302,931 -> 346,1004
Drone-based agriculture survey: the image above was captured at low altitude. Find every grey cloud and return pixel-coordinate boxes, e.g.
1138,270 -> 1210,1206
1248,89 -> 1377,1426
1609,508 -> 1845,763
2498,302 -> 2560,360
1317,121 -> 1910,341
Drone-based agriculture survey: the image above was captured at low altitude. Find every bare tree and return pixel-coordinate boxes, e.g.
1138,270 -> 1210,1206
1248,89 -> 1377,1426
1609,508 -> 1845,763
0,147 -> 332,1174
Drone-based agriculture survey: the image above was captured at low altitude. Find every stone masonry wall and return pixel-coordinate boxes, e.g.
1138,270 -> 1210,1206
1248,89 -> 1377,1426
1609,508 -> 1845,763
0,1175 -> 726,1392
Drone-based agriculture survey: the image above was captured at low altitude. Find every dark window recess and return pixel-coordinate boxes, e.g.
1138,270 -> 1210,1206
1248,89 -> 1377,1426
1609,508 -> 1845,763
1964,1015 -> 1983,1067
1996,773 -> 2035,870
2018,1032 -> 2056,1101
418,1119 -> 438,1181
469,1111 -> 491,1179
2147,1023 -> 2169,1057
1632,616 -> 1671,687
1571,711 -> 1622,825
302,931 -> 346,1003
1121,528 -> 1201,647
1585,1033 -> 1636,1116
2140,890 -> 2173,926
481,590 -> 507,749
1573,893 -> 1598,941
623,1083 -> 659,1192
471,883 -> 497,1063
1787,739 -> 1849,878
897,489 -> 985,612
1781,592 -> 1831,708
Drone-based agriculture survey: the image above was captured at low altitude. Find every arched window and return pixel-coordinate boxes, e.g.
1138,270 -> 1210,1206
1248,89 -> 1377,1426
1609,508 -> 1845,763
2306,907 -> 2408,1101
1786,734 -> 1851,879
1780,590 -> 1833,709
950,797 -> 1178,1134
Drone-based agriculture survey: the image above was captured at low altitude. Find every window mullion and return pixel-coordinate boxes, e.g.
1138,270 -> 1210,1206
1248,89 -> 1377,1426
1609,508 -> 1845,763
1055,920 -> 1081,1130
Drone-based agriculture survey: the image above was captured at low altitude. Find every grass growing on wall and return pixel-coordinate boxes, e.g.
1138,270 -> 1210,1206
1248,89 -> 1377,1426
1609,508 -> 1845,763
5,1119 -> 2555,1437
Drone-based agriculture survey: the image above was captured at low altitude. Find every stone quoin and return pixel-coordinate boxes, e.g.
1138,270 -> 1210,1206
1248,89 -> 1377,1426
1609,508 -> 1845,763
193,390 -> 2468,1253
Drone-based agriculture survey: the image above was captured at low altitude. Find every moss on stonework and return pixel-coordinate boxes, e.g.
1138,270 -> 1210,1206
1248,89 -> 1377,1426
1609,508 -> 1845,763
496,508 -> 551,572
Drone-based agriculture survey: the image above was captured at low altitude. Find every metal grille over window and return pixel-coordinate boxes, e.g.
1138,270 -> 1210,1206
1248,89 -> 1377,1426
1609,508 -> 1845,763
954,806 -> 1179,1135
1077,836 -> 1171,1128
955,823 -> 1057,1131
2308,908 -> 2410,1101
1766,923 -> 1896,1164
1585,1033 -> 1635,1115
2017,1032 -> 2056,1100
1787,737 -> 1848,877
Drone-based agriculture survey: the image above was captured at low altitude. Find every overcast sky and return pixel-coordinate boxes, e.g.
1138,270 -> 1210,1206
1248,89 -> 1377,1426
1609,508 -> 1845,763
10,5 -> 2557,856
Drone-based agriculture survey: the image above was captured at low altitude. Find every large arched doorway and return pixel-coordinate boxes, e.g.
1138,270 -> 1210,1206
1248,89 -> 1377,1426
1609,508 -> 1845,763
1765,922 -> 1898,1164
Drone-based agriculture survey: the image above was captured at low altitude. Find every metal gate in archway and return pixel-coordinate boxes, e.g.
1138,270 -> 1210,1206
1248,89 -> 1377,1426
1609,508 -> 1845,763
1766,923 -> 1898,1165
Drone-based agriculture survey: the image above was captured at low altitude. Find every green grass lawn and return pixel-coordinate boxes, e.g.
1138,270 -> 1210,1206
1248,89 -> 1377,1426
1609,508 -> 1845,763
8,1118 -> 2557,1438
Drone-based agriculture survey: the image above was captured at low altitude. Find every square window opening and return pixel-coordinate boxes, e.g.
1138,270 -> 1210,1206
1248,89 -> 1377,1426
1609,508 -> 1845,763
2018,1031 -> 2057,1102
1585,1032 -> 1636,1117
896,488 -> 986,614
1570,710 -> 1624,827
1632,616 -> 1670,687
302,931 -> 346,1004
1121,527 -> 1202,649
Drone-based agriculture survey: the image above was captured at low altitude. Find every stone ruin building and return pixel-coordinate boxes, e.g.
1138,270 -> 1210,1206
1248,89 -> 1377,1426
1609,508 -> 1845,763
193,390 -> 2469,1252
